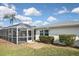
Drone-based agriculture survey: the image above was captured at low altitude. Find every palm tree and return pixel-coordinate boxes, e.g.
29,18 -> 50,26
3,14 -> 16,25
3,5 -> 17,25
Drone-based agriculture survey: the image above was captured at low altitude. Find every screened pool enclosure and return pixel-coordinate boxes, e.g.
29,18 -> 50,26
0,23 -> 35,44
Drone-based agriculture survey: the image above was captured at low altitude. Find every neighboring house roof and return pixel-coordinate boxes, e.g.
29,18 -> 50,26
35,21 -> 79,29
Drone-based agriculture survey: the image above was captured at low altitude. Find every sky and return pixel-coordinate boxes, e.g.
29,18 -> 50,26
0,3 -> 79,27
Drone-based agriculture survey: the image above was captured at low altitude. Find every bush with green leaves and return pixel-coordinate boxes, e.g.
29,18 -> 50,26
39,36 -> 54,44
59,34 -> 76,46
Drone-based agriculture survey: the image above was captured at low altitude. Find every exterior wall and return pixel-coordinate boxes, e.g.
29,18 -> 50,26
74,36 -> 79,47
49,26 -> 79,35
36,26 -> 79,40
36,29 -> 40,40
49,26 -> 79,45
49,35 -> 60,44
35,26 -> 79,47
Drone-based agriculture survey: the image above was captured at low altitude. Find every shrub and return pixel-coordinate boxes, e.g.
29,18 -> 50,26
59,34 -> 76,46
39,36 -> 54,44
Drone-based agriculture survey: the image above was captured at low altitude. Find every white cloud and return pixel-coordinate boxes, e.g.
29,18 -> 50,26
2,3 -> 9,7
0,15 -> 4,20
10,4 -> 16,10
13,22 -> 19,25
15,15 -> 32,24
0,6 -> 17,20
43,21 -> 49,25
32,20 -> 49,26
56,7 -> 69,14
47,16 -> 57,22
72,7 -> 79,14
0,21 -> 4,26
73,19 -> 79,21
32,20 -> 42,26
23,7 -> 41,16
2,3 -> 16,10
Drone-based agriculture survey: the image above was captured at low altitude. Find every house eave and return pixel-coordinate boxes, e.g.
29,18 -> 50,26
35,24 -> 79,30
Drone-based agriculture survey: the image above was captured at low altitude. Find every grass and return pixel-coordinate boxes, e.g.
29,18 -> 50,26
0,39 -> 79,56
0,45 -> 79,56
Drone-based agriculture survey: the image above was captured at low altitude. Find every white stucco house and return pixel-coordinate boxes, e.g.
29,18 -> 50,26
0,21 -> 79,46
35,21 -> 79,46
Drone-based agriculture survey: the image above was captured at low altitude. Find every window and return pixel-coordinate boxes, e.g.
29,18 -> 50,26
19,31 -> 26,36
28,30 -> 31,36
13,29 -> 16,37
40,30 -> 43,36
28,37 -> 31,40
28,30 -> 31,40
34,30 -> 36,35
34,30 -> 36,40
44,30 -> 49,36
21,31 -> 26,36
40,30 -> 49,36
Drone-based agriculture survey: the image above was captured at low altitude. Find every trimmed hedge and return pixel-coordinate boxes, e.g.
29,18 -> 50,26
59,34 -> 76,46
39,36 -> 54,44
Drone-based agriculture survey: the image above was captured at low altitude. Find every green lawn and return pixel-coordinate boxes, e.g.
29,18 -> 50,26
0,43 -> 79,56
0,45 -> 79,56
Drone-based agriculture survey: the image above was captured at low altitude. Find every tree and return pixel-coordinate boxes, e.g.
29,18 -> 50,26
3,5 -> 17,25
3,14 -> 16,25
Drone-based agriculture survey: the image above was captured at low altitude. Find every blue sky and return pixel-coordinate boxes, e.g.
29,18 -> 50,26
0,3 -> 79,26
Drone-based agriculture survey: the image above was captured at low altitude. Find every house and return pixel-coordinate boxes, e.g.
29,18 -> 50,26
35,21 -> 79,46
0,21 -> 79,46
